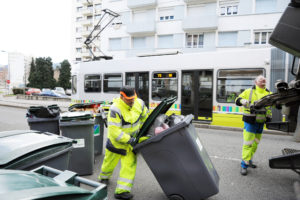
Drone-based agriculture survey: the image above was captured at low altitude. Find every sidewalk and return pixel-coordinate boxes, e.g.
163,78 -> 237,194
0,94 -> 288,135
0,94 -> 71,112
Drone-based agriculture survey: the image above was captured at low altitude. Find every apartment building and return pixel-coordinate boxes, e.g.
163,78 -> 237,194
72,0 -> 102,62
72,0 -> 289,61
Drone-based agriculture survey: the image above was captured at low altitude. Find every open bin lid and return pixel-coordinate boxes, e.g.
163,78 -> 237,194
0,166 -> 106,200
0,130 -> 73,168
68,101 -> 104,112
133,96 -> 177,146
60,111 -> 93,122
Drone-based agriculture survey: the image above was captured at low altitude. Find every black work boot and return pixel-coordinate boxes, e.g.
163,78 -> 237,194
240,167 -> 247,176
114,192 -> 133,200
249,160 -> 257,168
100,179 -> 109,185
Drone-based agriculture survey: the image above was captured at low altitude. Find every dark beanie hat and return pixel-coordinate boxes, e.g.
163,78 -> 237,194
120,86 -> 136,98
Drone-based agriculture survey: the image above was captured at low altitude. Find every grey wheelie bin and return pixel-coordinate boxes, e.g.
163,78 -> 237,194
0,130 -> 73,171
59,111 -> 94,175
94,109 -> 107,155
134,97 -> 220,200
0,165 -> 107,200
27,104 -> 61,135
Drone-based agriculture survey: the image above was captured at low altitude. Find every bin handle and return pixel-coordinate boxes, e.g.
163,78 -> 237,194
32,165 -> 106,191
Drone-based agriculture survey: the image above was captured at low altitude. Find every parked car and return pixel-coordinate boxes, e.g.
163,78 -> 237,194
42,88 -> 51,93
40,90 -> 69,98
25,88 -> 41,95
53,87 -> 65,95
65,89 -> 71,96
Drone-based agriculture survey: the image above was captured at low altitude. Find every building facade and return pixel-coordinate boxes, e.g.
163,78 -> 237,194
72,0 -> 289,61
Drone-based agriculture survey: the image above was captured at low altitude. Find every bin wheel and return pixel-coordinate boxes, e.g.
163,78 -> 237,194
169,194 -> 184,200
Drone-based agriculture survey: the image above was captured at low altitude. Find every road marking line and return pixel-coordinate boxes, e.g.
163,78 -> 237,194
210,155 -> 240,162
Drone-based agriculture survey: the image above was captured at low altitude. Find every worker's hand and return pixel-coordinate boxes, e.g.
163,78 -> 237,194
240,99 -> 249,106
127,137 -> 136,146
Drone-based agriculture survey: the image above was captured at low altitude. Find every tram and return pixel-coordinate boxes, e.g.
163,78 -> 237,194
71,48 -> 273,128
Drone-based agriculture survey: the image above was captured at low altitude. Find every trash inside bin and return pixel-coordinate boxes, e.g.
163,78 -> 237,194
27,104 -> 61,134
0,130 -> 73,171
134,97 -> 220,200
60,111 -> 94,175
0,165 -> 107,200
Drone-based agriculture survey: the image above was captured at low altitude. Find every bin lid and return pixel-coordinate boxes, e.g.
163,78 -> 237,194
0,130 -> 73,167
60,111 -> 93,121
68,101 -> 104,112
0,169 -> 98,199
133,96 -> 177,146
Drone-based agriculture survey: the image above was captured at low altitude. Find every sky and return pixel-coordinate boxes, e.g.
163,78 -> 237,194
0,0 -> 72,64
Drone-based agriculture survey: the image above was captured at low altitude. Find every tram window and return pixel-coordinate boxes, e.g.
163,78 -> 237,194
84,74 -> 101,93
104,74 -> 123,93
217,69 -> 265,103
152,72 -> 178,100
72,75 -> 77,94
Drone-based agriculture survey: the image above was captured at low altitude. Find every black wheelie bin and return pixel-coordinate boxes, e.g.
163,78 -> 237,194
134,97 -> 220,200
27,104 -> 61,135
0,130 -> 73,171
0,165 -> 107,200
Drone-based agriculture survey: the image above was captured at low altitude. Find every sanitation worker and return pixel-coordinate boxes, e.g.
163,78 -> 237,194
98,86 -> 149,199
235,75 -> 272,176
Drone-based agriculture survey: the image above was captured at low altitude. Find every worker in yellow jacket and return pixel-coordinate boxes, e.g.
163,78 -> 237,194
235,75 -> 272,176
99,86 -> 149,200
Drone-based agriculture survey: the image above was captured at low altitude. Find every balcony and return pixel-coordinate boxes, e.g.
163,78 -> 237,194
82,51 -> 92,58
81,19 -> 93,26
82,0 -> 93,6
127,21 -> 156,35
184,0 -> 216,4
127,0 -> 157,9
81,30 -> 91,37
81,8 -> 93,16
182,15 -> 218,31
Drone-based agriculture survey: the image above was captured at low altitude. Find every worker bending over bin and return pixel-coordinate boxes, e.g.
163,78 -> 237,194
98,86 -> 149,200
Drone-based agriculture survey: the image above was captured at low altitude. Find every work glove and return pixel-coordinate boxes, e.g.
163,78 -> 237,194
240,99 -> 249,106
127,137 -> 136,146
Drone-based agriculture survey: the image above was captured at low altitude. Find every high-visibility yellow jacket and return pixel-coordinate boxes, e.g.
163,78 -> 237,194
236,85 -> 272,124
106,97 -> 149,155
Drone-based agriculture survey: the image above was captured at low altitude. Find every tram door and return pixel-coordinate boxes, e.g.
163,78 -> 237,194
181,70 -> 213,121
125,72 -> 149,107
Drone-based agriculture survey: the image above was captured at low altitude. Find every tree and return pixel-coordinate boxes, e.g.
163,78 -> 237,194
27,58 -> 37,87
34,57 -> 56,89
58,60 -> 71,89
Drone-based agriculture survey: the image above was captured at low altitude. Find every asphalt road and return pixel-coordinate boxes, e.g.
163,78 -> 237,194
0,105 -> 299,200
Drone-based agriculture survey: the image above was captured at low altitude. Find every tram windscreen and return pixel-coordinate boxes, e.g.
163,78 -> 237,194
152,72 -> 178,101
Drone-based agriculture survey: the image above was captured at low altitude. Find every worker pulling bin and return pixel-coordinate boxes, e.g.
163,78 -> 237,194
133,97 -> 220,200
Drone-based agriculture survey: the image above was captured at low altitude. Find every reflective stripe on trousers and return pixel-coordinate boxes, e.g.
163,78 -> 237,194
99,148 -> 137,194
242,128 -> 262,161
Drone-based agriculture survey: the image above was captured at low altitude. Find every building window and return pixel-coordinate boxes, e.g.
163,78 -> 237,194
152,72 -> 178,101
217,69 -> 265,103
109,38 -> 122,50
77,7 -> 83,12
132,37 -> 146,49
158,35 -> 174,49
76,27 -> 82,33
159,15 -> 175,21
76,37 -> 82,43
218,31 -> 238,47
104,74 -> 123,93
254,31 -> 272,45
75,58 -> 81,61
95,14 -> 101,20
186,34 -> 204,48
255,0 -> 276,13
220,5 -> 238,16
87,15 -> 93,20
76,17 -> 82,22
95,4 -> 101,10
84,74 -> 101,93
76,48 -> 82,53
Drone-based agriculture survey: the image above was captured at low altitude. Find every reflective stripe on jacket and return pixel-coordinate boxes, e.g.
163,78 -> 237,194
106,97 -> 149,154
235,85 -> 272,124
